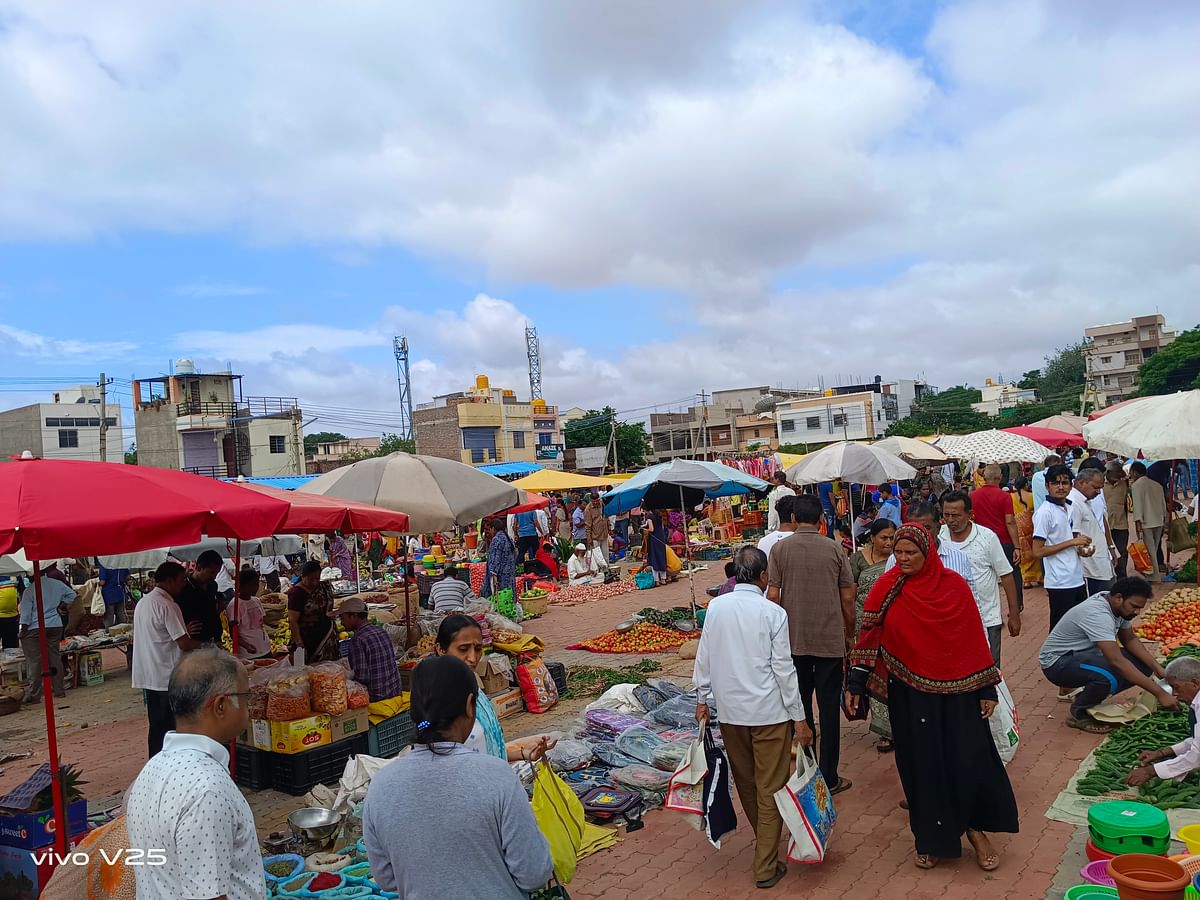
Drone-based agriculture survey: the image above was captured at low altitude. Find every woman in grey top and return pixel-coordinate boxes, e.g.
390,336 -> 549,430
362,655 -> 554,899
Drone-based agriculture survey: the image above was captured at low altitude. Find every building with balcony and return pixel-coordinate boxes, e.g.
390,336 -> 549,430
971,378 -> 1039,417
775,391 -> 882,447
132,362 -> 305,478
413,375 -> 564,466
647,387 -> 816,463
1084,314 -> 1177,407
734,412 -> 778,451
0,385 -> 124,463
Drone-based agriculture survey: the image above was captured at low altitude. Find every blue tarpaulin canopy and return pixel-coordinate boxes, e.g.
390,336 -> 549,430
602,459 -> 769,516
477,461 -> 543,477
222,474 -> 317,490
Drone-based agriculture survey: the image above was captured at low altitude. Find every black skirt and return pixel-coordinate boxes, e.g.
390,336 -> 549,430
888,679 -> 1019,858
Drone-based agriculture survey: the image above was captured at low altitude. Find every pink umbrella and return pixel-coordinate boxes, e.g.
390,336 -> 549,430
1001,425 -> 1087,448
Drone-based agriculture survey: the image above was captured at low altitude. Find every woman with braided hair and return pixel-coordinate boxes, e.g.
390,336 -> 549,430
846,523 -> 1018,872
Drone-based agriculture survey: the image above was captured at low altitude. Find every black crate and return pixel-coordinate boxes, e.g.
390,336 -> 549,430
269,734 -> 369,796
367,711 -> 416,759
233,745 -> 271,791
545,661 -> 567,697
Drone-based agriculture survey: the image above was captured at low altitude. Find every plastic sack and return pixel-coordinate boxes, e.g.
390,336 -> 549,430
989,678 -> 1019,765
1129,540 -> 1155,575
311,662 -> 348,715
262,853 -> 305,885
547,739 -> 594,773
531,762 -> 585,883
589,742 -> 643,769
650,695 -> 700,729
305,851 -> 353,873
774,748 -> 836,863
584,708 -> 650,736
614,726 -> 666,765
1169,517 -> 1196,553
633,684 -> 670,712
516,654 -> 559,714
652,741 -> 690,772
646,678 -> 684,701
266,667 -> 312,721
274,871 -> 317,896
611,765 -> 671,804
583,684 -> 645,715
346,680 -> 370,710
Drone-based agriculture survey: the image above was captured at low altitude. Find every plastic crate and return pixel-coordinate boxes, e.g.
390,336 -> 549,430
368,711 -> 416,759
269,734 -> 369,796
545,662 -> 567,697
233,745 -> 271,791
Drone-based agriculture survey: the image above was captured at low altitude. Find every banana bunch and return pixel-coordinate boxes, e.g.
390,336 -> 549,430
270,620 -> 291,652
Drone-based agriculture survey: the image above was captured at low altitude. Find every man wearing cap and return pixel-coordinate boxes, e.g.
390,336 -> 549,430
339,598 -> 402,702
567,543 -> 605,586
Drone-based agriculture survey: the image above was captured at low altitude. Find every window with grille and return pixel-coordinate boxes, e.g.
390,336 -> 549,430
781,419 -> 795,433
269,435 -> 286,453
58,430 -> 78,448
806,416 -> 821,429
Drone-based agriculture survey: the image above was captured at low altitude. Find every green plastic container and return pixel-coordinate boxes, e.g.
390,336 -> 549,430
1087,800 -> 1172,856
1064,886 -> 1118,900
1186,884 -> 1199,900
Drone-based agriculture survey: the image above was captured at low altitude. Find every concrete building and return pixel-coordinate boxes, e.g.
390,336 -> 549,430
734,412 -> 778,451
775,391 -> 881,447
1084,314 -> 1177,407
970,378 -> 1038,417
132,362 -> 305,478
0,385 -> 124,463
413,375 -> 563,466
887,379 -> 937,420
307,436 -> 382,474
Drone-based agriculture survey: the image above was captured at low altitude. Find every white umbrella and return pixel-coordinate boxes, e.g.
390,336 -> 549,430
785,442 -> 916,552
1029,414 -> 1088,435
872,435 -> 949,463
785,441 -> 917,486
935,429 -> 1047,464
97,535 -> 305,569
0,549 -> 32,576
1082,390 -> 1200,459
301,452 -> 519,533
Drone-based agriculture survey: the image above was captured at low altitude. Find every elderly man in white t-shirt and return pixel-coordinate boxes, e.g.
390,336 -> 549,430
1070,468 -> 1116,597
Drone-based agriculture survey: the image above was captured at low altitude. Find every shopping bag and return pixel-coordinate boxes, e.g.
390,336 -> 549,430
701,727 -> 737,848
1129,540 -> 1155,575
1169,517 -> 1196,553
531,762 -> 585,883
665,731 -> 708,815
989,678 -> 1020,765
516,653 -> 559,714
774,748 -> 837,864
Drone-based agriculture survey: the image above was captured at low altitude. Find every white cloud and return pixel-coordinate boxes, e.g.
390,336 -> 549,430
0,322 -> 137,358
172,283 -> 270,298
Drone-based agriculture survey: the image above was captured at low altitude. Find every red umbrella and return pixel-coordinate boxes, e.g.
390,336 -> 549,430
235,481 -> 410,533
0,457 -> 291,855
1001,425 -> 1087,448
502,490 -> 551,515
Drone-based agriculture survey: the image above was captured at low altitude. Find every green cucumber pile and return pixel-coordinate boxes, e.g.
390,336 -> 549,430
1167,643 -> 1200,662
1077,708 -> 1198,808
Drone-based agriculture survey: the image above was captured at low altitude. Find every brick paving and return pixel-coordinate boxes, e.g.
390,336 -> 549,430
0,564 -> 1149,899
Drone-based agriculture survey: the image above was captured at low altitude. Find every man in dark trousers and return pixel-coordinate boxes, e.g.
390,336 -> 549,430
175,550 -> 225,645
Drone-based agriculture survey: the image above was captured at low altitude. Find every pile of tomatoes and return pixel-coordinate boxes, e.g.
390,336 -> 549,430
1137,601 -> 1200,645
576,622 -> 689,654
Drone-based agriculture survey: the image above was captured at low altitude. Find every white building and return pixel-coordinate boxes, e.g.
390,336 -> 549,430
0,385 -> 125,462
775,391 -> 881,447
971,379 -> 1038,417
1084,314 -> 1177,407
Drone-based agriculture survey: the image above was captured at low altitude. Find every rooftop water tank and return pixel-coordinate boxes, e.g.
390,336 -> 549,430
176,358 -> 196,375
475,374 -> 490,390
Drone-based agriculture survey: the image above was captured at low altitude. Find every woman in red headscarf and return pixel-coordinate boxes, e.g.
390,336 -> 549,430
846,523 -> 1018,871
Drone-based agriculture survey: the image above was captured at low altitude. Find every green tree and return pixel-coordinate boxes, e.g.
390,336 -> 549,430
342,432 -> 416,461
564,407 -> 650,469
303,430 -> 348,458
1136,324 -> 1200,395
885,386 -> 991,437
124,443 -> 137,465
1038,342 -> 1086,398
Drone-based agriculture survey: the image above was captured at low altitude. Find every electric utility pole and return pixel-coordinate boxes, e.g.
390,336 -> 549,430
98,373 -> 109,462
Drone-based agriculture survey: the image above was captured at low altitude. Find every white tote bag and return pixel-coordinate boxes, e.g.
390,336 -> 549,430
989,678 -> 1020,765
773,748 -> 837,864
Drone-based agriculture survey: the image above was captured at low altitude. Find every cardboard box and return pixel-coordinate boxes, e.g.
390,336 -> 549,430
79,651 -> 104,687
0,800 -> 88,850
489,687 -> 524,720
251,716 -> 331,755
329,708 -> 369,744
476,656 -> 510,695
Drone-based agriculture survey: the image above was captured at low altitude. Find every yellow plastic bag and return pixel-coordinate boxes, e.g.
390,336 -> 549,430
492,633 -> 545,656
367,693 -> 410,725
665,546 -> 682,574
531,763 -> 585,883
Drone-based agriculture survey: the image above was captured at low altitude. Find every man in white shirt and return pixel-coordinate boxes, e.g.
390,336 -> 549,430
566,543 -> 605,585
1128,656 -> 1200,786
765,472 -> 796,533
133,562 -> 203,756
18,573 -> 76,703
694,546 -> 812,890
1032,463 -> 1091,631
126,646 -> 265,900
757,494 -> 797,559
253,554 -> 292,592
939,490 -> 1021,667
1070,469 -> 1116,596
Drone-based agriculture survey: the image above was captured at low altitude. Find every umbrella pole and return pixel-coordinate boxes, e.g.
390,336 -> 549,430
680,486 -> 697,621
849,486 -> 857,553
402,541 -> 416,650
229,540 -> 241,778
32,562 -> 67,856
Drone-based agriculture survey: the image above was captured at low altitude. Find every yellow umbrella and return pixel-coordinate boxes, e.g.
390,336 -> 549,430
776,451 -> 808,471
511,469 -> 620,492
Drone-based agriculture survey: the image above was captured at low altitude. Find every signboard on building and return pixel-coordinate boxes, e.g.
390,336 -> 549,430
569,446 -> 608,473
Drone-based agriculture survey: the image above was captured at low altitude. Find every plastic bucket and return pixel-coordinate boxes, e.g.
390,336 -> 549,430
464,532 -> 478,550
1107,854 -> 1190,900
1064,887 -> 1118,900
1082,859 -> 1117,887
1181,825 -> 1200,856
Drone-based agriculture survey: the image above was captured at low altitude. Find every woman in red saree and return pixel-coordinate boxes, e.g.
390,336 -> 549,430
846,524 -> 1018,871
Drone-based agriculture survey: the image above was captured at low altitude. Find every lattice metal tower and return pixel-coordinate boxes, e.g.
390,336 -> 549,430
392,336 -> 414,441
525,325 -> 543,401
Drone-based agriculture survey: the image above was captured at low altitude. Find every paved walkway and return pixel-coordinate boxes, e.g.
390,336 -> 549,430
0,567 -> 1122,899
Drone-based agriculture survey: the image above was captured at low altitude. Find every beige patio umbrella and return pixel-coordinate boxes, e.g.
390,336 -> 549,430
1028,414 -> 1088,435
301,452 -> 520,533
935,429 -> 1047,464
873,435 -> 949,463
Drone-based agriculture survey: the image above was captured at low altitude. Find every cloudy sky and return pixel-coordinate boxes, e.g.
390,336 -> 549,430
1,0 -> 1197,441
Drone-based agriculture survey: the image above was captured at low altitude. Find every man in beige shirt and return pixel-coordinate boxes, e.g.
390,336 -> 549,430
1103,462 -> 1130,578
1130,462 -> 1167,582
582,495 -> 611,560
766,493 -> 855,795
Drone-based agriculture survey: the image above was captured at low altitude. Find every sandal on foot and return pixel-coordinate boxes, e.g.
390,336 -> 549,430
915,854 -> 938,869
830,778 -> 853,795
876,739 -> 894,754
1066,716 -> 1113,734
967,830 -> 1000,871
756,863 -> 787,889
